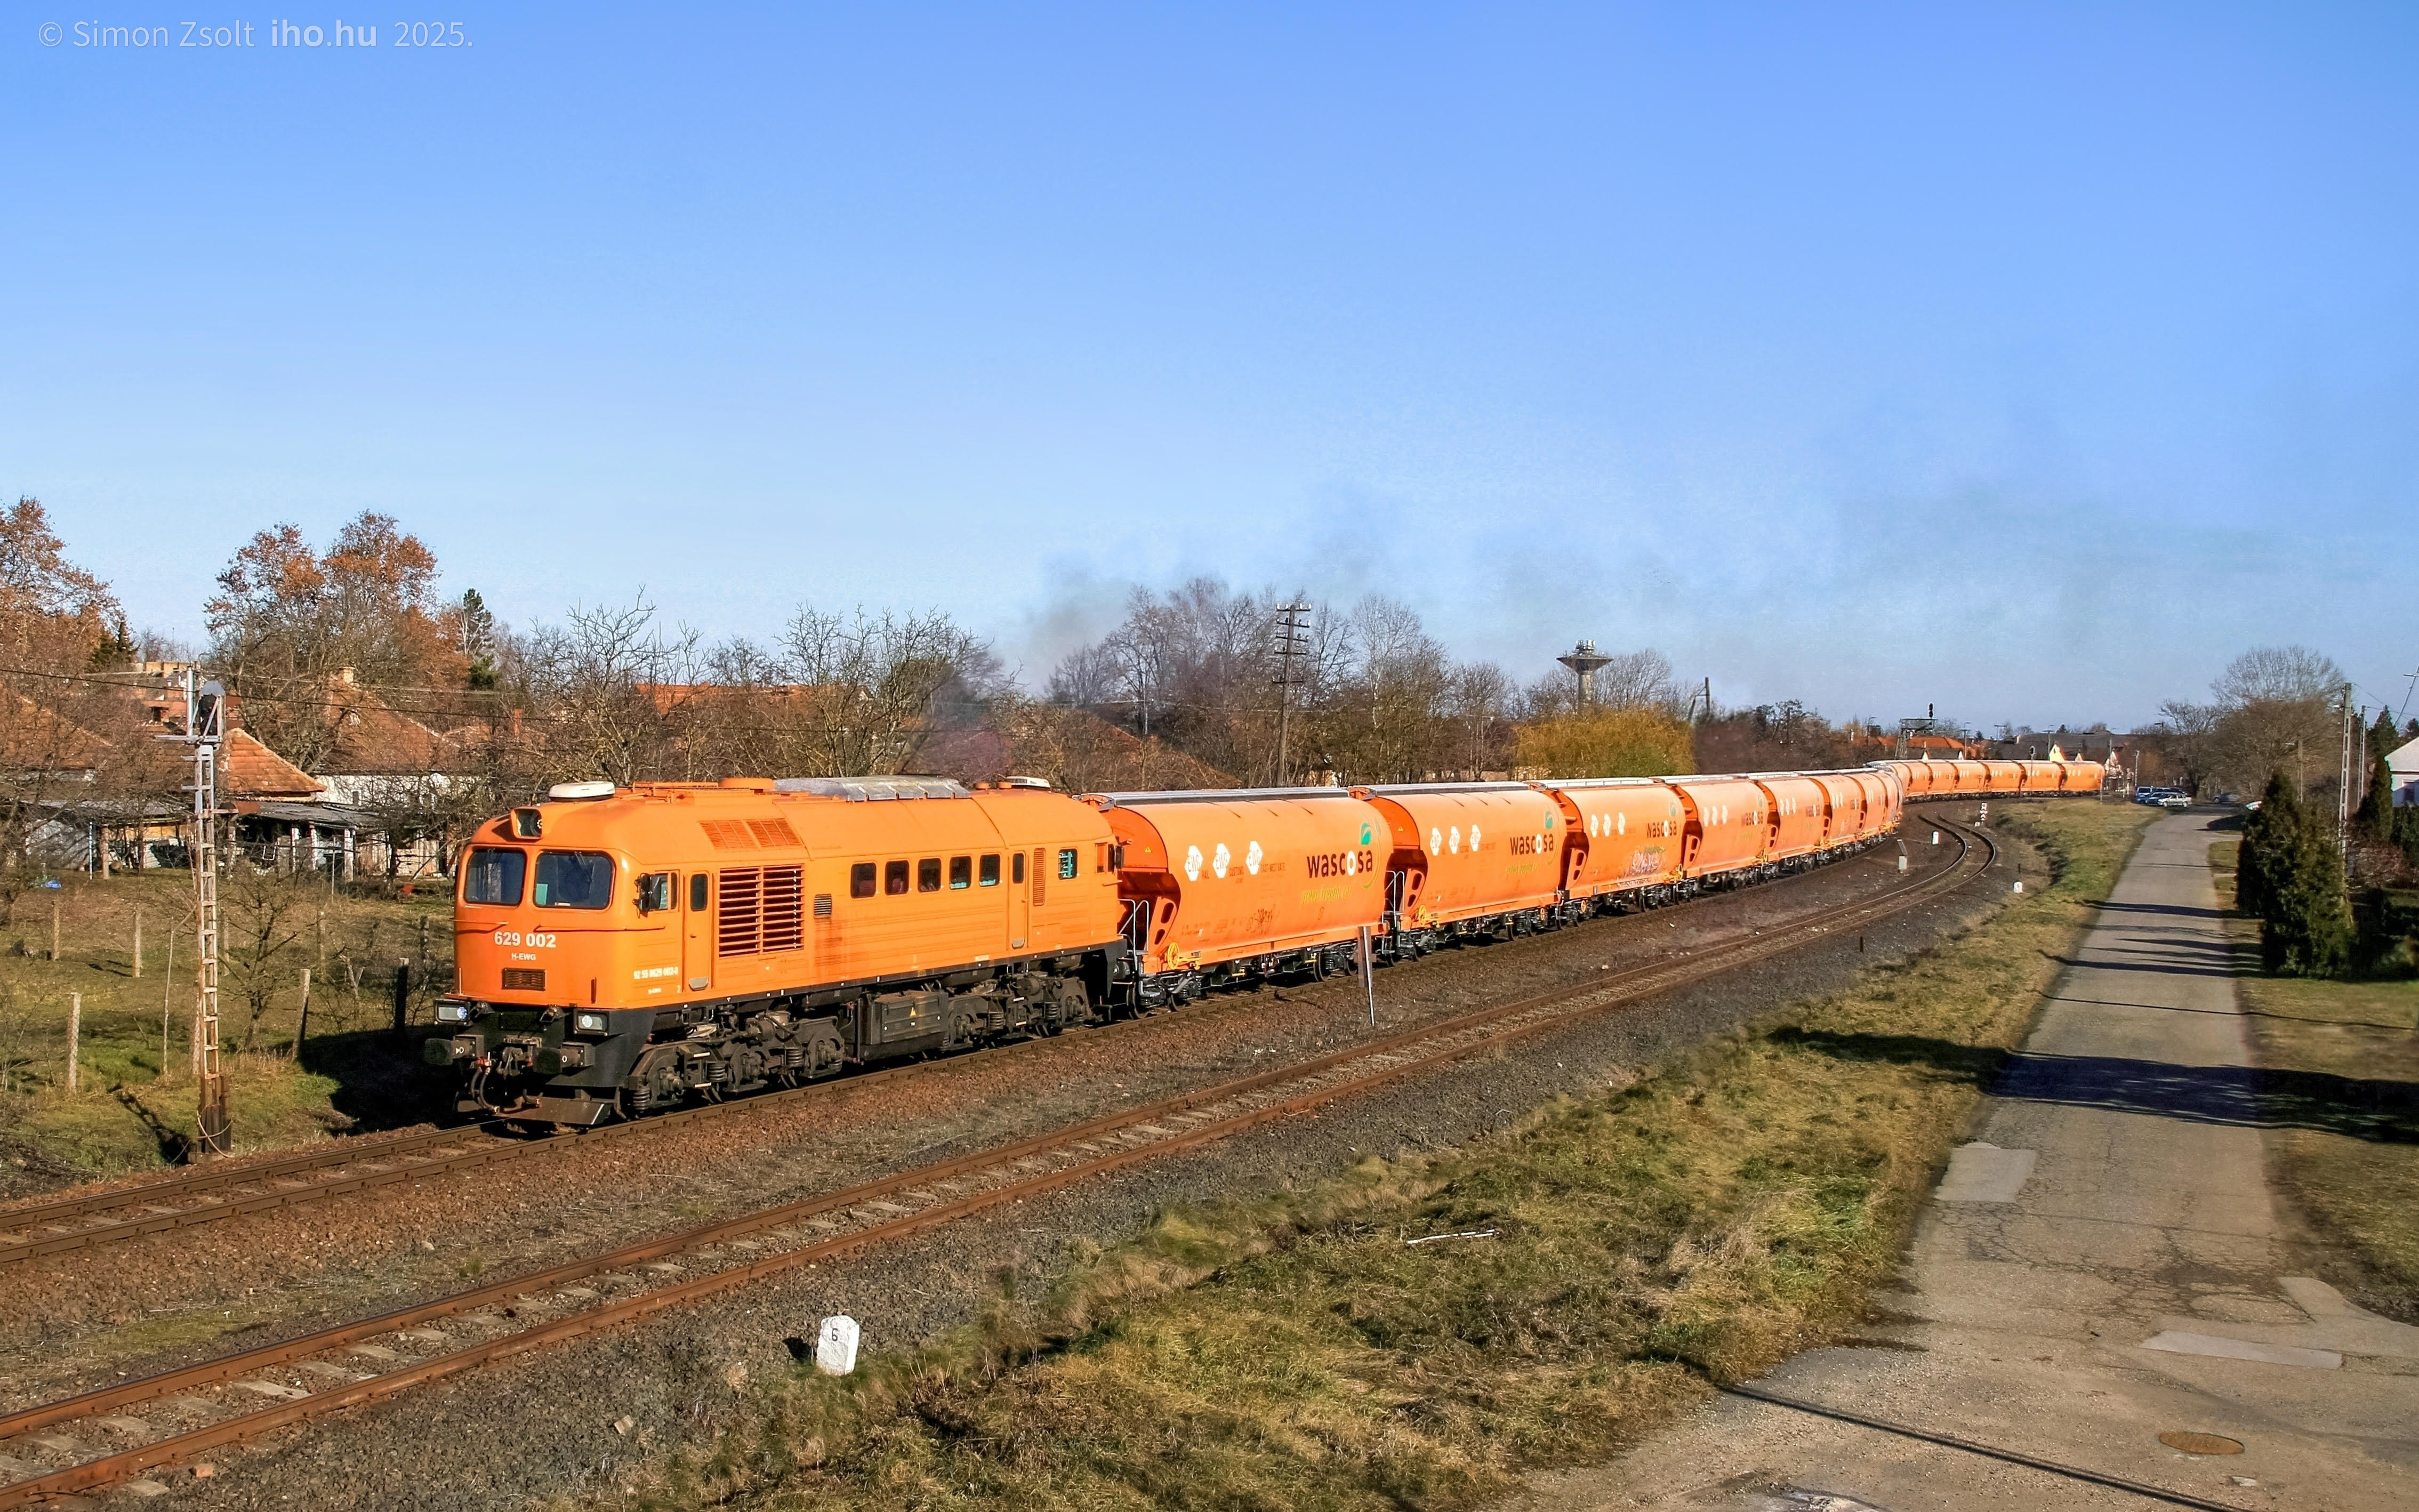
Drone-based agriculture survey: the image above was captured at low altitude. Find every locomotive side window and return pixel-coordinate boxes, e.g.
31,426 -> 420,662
463,847 -> 526,906
1057,848 -> 1078,880
949,856 -> 971,889
534,851 -> 614,909
979,854 -> 1000,887
635,871 -> 673,914
1011,852 -> 1026,884
885,860 -> 910,895
918,857 -> 942,892
850,862 -> 877,898
689,873 -> 709,911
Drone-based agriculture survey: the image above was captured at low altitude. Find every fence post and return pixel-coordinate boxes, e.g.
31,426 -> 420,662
391,959 -> 411,1038
161,929 -> 175,1072
294,967 -> 312,1058
133,905 -> 142,978
66,992 -> 81,1091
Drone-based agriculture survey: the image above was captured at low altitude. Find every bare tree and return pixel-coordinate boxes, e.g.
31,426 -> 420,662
2195,646 -> 2348,799
2213,646 -> 2344,707
220,866 -> 314,1054
205,513 -> 465,771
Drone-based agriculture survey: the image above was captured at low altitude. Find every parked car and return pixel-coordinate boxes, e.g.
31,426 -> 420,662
2158,793 -> 2190,809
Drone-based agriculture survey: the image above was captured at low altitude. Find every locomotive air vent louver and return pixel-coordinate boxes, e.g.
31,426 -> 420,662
501,968 -> 545,991
701,820 -> 757,850
761,867 -> 805,951
719,867 -> 763,955
748,818 -> 801,847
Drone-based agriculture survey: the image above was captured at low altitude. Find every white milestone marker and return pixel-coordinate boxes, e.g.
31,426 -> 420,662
814,1315 -> 861,1376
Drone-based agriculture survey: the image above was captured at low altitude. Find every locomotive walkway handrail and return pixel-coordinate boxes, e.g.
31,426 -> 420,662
0,811 -> 1994,1506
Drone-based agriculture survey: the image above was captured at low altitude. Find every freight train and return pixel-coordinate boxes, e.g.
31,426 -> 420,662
428,759 -> 2103,1126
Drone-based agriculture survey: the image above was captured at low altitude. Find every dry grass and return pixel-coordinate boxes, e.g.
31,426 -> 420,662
559,800 -> 2154,1512
0,869 -> 452,1183
2211,838 -> 2419,1320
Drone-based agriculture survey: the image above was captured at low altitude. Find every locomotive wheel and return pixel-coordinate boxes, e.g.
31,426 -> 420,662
642,1050 -> 686,1113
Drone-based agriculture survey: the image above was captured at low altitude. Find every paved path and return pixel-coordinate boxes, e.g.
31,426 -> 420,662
1512,811 -> 2419,1512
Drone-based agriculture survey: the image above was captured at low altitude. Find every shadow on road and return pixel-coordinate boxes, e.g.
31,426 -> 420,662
1772,1028 -> 2419,1146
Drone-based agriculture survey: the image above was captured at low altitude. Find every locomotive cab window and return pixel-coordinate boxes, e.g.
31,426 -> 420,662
634,871 -> 674,914
1057,848 -> 1078,880
949,856 -> 971,889
689,873 -> 709,911
918,858 -> 942,892
534,851 -> 614,909
979,854 -> 1000,887
885,860 -> 910,895
850,862 -> 877,898
463,847 -> 526,906
1011,852 -> 1026,883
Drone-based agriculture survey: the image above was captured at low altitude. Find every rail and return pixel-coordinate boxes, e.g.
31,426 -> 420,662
0,811 -> 1995,1505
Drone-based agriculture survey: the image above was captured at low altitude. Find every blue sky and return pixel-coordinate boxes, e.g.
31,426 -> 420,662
4,2 -> 2415,729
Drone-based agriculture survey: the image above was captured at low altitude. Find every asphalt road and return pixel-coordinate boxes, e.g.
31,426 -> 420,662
1520,810 -> 2419,1512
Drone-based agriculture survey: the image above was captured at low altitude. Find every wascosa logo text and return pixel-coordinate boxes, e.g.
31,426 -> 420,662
1303,849 -> 1375,879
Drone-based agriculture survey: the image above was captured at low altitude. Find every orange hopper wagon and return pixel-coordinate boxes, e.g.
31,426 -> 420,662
1534,778 -> 1690,908
1354,782 -> 1578,947
1085,787 -> 1388,1003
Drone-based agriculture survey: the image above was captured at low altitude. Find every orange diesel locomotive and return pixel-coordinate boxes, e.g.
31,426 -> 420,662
436,759 -> 2101,1123
431,776 -> 1123,1125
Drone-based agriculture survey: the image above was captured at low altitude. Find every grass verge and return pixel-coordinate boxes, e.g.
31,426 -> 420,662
562,800 -> 2155,1512
2209,839 -> 2419,1322
0,869 -> 453,1192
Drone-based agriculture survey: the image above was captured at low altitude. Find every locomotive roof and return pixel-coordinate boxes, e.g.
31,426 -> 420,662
769,776 -> 971,801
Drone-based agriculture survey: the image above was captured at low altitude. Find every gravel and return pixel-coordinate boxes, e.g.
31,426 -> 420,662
15,809 -> 2030,1509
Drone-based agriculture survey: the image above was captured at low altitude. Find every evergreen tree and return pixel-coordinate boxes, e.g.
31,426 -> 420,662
2367,707 -> 2400,762
2261,802 -> 2353,977
2236,770 -> 2297,919
461,588 -> 499,691
2354,749 -> 2396,843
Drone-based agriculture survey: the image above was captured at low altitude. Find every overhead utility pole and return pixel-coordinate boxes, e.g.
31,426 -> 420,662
1270,600 -> 1313,786
2338,684 -> 2357,855
1682,677 -> 1712,726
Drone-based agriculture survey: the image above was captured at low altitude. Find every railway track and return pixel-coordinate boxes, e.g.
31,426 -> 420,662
0,811 -> 1995,1506
0,805 -> 1974,1272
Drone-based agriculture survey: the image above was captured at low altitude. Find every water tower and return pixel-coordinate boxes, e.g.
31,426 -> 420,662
1557,639 -> 1613,704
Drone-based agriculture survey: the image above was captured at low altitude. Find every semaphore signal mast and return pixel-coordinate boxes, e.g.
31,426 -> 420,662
171,670 -> 231,1157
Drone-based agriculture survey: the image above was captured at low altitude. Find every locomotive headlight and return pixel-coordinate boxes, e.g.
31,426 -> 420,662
574,1011 -> 608,1034
437,1002 -> 472,1023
